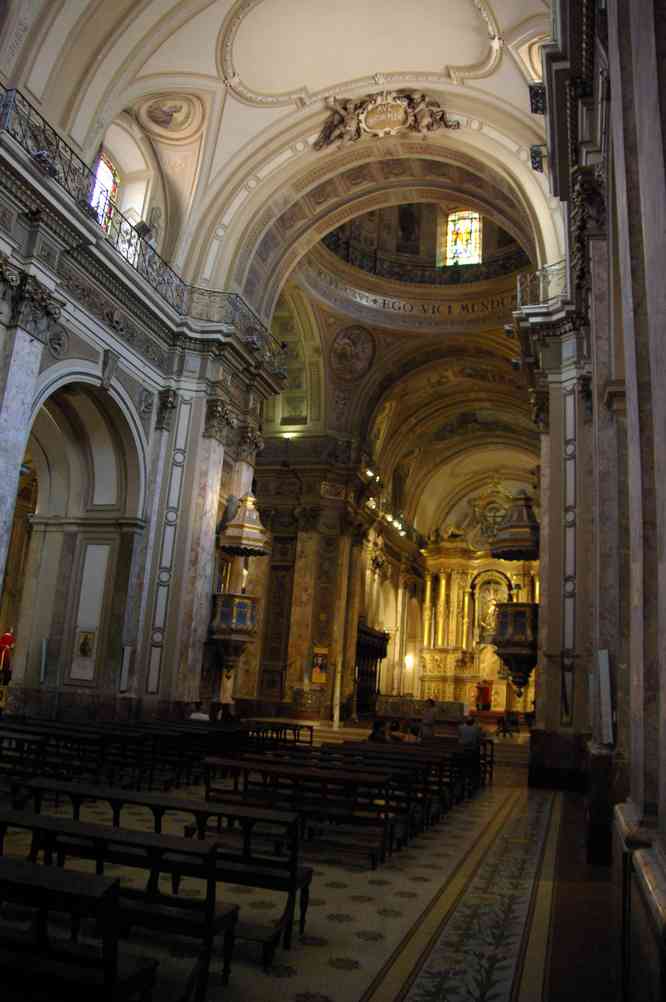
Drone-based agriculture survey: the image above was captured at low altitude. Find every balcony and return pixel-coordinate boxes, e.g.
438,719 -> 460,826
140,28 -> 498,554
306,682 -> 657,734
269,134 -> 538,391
516,260 -> 568,309
0,86 -> 286,377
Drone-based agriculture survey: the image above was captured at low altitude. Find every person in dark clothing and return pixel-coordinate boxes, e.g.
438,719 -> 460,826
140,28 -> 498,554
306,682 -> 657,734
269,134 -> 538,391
369,719 -> 388,742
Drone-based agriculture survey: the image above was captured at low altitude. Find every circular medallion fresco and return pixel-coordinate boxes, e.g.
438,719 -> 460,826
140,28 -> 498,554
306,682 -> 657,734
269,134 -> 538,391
136,95 -> 204,140
329,325 -> 375,382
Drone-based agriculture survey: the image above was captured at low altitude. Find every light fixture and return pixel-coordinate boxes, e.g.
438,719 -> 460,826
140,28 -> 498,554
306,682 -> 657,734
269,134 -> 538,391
404,654 -> 414,670
386,514 -> 393,523
366,468 -> 374,477
399,530 -> 406,537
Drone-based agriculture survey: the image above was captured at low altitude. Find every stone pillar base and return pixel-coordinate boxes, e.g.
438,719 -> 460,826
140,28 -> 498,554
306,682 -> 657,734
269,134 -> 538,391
528,728 -> 587,791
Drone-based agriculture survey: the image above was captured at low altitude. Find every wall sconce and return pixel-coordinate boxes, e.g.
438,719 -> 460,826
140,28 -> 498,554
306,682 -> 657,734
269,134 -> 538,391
404,653 -> 414,671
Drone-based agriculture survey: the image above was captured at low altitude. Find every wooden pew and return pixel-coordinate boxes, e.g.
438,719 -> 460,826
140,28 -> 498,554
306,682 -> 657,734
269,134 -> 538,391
21,776 -> 308,968
205,755 -> 394,868
0,857 -> 157,1001
0,808 -> 238,1002
237,745 -> 430,843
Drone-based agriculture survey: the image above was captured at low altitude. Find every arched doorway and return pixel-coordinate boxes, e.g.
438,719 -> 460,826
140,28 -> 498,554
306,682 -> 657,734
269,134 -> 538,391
1,382 -> 146,715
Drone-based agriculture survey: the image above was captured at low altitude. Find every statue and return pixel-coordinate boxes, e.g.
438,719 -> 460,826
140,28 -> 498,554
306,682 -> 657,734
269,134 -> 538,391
314,96 -> 360,150
0,629 -> 16,685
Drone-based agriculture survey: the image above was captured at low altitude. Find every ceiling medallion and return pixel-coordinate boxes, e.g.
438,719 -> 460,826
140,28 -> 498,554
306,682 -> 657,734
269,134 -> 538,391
314,91 -> 460,150
136,94 -> 204,141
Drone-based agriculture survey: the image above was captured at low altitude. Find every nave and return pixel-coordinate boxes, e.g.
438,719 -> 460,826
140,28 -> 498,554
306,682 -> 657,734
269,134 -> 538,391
0,724 -> 616,1002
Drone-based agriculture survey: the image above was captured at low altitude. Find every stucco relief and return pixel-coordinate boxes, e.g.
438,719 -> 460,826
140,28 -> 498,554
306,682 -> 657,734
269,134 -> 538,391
329,326 -> 375,382
219,0 -> 504,108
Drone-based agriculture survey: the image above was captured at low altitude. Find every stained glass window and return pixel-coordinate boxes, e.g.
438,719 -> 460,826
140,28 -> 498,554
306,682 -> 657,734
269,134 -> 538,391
90,152 -> 119,232
437,209 -> 482,266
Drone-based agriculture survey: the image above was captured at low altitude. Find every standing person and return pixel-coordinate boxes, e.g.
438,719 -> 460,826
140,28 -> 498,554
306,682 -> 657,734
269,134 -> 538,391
421,698 -> 437,740
458,714 -> 483,789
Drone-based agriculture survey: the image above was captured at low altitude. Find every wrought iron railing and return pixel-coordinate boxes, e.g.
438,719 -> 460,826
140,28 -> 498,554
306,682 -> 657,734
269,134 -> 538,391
0,87 -> 188,314
516,259 -> 568,307
323,230 -> 531,287
0,85 -> 287,372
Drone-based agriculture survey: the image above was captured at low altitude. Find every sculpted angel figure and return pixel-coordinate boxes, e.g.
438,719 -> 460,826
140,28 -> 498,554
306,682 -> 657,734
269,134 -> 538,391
314,96 -> 360,150
411,93 -> 460,134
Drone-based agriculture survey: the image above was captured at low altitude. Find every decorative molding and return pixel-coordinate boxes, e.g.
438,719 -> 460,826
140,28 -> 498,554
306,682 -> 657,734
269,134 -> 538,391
46,324 -> 69,359
236,422 -> 264,462
294,505 -> 321,533
138,387 -> 154,417
58,258 -> 169,372
314,91 -> 460,151
219,0 -> 503,108
101,348 -> 120,390
203,397 -> 237,444
570,164 -> 606,293
329,325 -> 375,383
155,388 -> 178,432
6,268 -> 62,342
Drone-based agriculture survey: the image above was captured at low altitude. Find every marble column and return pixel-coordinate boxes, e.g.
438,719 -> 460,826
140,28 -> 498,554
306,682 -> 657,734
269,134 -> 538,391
286,507 -> 321,694
175,398 -> 235,703
394,567 -> 409,693
330,525 -> 353,723
436,572 -> 447,647
608,0 -> 660,830
342,528 -> 366,709
0,267 -> 56,590
422,572 -> 433,647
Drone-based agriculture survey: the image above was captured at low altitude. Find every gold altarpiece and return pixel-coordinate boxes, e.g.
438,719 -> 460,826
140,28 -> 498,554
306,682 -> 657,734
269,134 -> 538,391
420,535 -> 538,713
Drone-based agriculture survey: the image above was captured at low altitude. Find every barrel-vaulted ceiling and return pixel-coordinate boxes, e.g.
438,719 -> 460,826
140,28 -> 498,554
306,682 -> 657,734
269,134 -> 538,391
1,0 -> 550,533
0,0 -> 559,311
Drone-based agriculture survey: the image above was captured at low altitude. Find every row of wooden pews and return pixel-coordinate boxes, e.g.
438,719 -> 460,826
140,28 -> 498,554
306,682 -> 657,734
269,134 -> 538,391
202,732 -> 494,870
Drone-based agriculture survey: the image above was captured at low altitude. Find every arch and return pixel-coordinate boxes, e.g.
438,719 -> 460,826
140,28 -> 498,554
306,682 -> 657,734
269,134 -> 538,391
31,367 -> 148,519
204,140 -> 559,321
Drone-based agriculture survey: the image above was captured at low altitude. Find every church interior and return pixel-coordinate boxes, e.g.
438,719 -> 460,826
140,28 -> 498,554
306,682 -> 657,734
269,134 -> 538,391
0,1 -> 662,999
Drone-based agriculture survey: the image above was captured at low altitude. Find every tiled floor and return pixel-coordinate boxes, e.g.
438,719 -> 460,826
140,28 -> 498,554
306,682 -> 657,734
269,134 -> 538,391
0,758 -> 618,1002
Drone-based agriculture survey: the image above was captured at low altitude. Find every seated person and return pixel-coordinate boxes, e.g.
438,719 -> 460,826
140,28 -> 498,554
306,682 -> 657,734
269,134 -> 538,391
458,714 -> 483,753
420,698 -> 437,740
368,719 -> 388,742
403,723 -> 421,744
188,700 -> 210,721
389,719 -> 405,742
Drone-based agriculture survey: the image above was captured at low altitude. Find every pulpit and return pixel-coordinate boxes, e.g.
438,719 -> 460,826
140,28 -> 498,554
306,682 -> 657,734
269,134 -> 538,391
209,592 -> 258,707
492,602 -> 539,697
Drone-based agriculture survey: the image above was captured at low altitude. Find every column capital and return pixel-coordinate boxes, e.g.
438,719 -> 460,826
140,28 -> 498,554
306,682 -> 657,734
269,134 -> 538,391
4,264 -> 63,343
203,397 -> 237,444
294,505 -> 321,533
235,422 -> 264,462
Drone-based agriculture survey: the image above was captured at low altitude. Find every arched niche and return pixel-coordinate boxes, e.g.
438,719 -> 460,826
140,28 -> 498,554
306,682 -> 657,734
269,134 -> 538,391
5,383 -> 147,709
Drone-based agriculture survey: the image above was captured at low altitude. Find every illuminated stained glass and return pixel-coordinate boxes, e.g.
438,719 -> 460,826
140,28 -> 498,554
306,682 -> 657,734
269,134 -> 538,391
90,152 -> 119,232
445,210 -> 482,266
